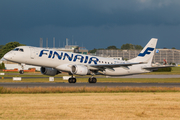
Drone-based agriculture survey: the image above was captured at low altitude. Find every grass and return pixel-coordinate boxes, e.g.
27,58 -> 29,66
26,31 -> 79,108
0,67 -> 180,119
144,67 -> 180,75
1,86 -> 180,93
1,93 -> 180,119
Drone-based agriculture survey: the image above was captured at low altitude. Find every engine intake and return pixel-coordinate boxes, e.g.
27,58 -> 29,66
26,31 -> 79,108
71,65 -> 89,75
40,67 -> 60,76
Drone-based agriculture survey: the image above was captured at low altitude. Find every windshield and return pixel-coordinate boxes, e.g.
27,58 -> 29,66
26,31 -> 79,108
13,48 -> 24,52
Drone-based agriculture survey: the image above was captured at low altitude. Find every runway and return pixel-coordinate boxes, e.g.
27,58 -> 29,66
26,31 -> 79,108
2,74 -> 180,79
1,74 -> 180,88
1,82 -> 180,88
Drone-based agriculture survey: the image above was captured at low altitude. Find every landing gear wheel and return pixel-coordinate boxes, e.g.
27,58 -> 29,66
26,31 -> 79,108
19,70 -> 24,74
92,77 -> 97,83
88,77 -> 97,83
88,78 -> 92,83
68,78 -> 76,83
72,78 -> 76,83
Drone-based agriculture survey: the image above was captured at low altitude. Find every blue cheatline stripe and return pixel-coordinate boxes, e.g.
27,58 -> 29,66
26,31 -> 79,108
138,47 -> 154,57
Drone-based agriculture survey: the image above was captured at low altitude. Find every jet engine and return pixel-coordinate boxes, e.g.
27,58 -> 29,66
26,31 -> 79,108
40,67 -> 60,76
71,65 -> 89,75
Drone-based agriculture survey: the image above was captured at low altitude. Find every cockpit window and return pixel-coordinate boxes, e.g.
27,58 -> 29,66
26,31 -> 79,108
13,48 -> 24,52
19,49 -> 24,52
13,48 -> 19,51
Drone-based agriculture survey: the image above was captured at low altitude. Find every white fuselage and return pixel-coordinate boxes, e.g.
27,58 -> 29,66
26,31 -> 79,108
3,46 -> 150,76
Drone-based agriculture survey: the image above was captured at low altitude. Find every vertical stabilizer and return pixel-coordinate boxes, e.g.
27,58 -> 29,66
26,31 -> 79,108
128,38 -> 158,66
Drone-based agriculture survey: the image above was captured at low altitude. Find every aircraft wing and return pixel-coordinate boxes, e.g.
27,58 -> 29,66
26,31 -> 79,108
89,62 -> 144,70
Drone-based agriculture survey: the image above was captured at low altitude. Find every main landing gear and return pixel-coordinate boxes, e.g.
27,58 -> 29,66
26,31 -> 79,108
88,77 -> 97,83
68,77 -> 76,83
68,75 -> 97,83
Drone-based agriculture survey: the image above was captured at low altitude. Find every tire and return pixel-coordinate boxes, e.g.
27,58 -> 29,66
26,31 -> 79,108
89,77 -> 97,83
92,78 -> 97,83
88,78 -> 92,83
68,78 -> 76,83
68,78 -> 72,83
19,70 -> 24,74
72,78 -> 76,83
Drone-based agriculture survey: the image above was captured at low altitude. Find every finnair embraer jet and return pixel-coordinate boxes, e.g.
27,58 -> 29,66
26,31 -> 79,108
3,38 -> 171,83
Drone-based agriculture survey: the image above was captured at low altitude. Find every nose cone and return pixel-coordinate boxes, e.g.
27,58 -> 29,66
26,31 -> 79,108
3,52 -> 11,60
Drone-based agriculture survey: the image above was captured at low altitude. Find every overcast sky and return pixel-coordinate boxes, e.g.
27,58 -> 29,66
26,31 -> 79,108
1,0 -> 180,50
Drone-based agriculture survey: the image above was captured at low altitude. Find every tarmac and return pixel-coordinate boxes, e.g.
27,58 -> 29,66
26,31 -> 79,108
1,74 -> 180,88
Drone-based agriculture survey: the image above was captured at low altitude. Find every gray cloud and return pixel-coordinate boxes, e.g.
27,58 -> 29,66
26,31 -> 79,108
1,0 -> 180,50
1,0 -> 180,29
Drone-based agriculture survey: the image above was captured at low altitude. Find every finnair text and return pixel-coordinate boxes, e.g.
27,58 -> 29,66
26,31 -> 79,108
39,50 -> 99,64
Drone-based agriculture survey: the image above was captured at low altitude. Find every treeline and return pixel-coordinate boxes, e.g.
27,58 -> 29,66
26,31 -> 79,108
89,43 -> 143,53
0,42 -> 25,59
0,62 -> 5,69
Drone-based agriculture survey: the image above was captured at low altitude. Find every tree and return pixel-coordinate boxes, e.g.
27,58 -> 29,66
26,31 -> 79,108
134,45 -> 143,50
0,42 -> 25,58
121,43 -> 134,50
121,43 -> 143,50
106,45 -> 118,50
0,45 -> 4,49
89,48 -> 97,53
0,62 -> 5,69
0,45 -> 4,55
172,47 -> 176,49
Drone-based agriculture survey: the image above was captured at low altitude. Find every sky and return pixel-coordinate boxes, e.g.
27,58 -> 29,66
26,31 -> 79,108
0,0 -> 180,50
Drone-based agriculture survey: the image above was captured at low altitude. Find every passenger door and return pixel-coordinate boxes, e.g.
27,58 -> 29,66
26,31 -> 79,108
30,47 -> 35,59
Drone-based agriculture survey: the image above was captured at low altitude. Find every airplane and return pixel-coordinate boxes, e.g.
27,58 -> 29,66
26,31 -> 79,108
3,38 -> 174,83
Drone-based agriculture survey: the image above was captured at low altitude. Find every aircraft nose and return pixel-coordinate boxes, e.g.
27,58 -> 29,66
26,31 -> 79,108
3,52 -> 11,60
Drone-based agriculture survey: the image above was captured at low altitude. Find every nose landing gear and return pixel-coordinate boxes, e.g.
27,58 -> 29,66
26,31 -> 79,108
19,63 -> 25,74
19,70 -> 24,74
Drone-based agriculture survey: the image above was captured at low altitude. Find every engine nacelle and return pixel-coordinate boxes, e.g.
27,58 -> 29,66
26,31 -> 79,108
71,65 -> 89,75
40,67 -> 60,76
